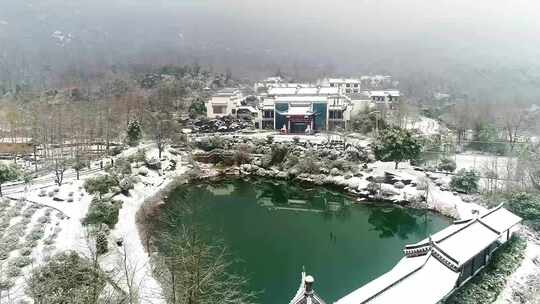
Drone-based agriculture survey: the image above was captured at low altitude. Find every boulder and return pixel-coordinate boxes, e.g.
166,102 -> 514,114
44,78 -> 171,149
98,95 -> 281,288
276,172 -> 289,179
145,157 -> 161,170
138,167 -> 149,176
330,168 -> 342,176
394,181 -> 405,189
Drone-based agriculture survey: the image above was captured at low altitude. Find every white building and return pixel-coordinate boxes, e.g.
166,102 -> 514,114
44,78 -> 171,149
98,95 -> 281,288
205,88 -> 244,118
319,78 -> 362,94
368,90 -> 400,105
258,86 -> 353,132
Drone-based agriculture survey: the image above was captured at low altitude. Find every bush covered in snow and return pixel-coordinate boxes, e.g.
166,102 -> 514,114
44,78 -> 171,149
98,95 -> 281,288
83,198 -> 122,229
6,265 -> 21,278
502,192 -> 540,232
437,157 -> 457,173
84,175 -> 119,197
10,256 -> 33,268
450,169 -> 480,194
0,279 -> 14,291
119,177 -> 134,193
25,251 -> 106,303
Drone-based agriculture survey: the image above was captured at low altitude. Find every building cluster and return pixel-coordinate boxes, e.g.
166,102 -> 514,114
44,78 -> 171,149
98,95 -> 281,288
205,76 -> 400,134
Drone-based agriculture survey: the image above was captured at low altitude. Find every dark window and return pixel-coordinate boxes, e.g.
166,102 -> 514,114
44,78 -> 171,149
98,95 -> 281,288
346,83 -> 351,87
354,84 -> 359,87
263,110 -> 274,118
346,89 -> 351,93
330,83 -> 335,87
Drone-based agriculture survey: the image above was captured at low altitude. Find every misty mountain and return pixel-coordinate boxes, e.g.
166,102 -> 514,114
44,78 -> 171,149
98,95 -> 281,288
1,0 -> 540,102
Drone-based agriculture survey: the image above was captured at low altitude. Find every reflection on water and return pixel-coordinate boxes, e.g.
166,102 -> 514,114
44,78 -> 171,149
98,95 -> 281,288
253,179 -> 351,217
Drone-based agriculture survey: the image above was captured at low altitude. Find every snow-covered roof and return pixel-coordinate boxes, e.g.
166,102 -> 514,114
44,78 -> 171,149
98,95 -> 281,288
268,87 -> 297,95
214,88 -> 241,96
328,78 -> 362,84
274,96 -> 328,103
335,205 -> 521,304
480,204 -> 522,234
268,86 -> 340,96
435,220 -> 499,265
289,272 -> 326,304
368,90 -> 400,97
237,106 -> 258,113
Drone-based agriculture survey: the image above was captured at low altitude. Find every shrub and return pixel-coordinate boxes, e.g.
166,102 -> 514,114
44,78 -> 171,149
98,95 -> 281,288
110,157 -> 132,176
297,157 -> 320,174
84,175 -> 119,197
6,265 -> 21,278
126,120 -> 142,147
95,229 -> 109,255
0,249 -> 8,260
232,147 -> 251,165
265,144 -> 288,167
504,192 -> 540,231
328,159 -> 354,172
83,198 -> 122,229
450,169 -> 480,193
26,227 -> 45,241
10,256 -> 33,268
0,279 -> 14,291
438,157 -> 457,172
38,216 -> 50,224
25,251 -> 106,303
20,247 -> 32,256
119,177 -> 134,193
108,145 -> 124,156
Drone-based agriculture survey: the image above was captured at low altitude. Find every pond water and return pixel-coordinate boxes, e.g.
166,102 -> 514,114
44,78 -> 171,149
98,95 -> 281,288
159,179 -> 450,304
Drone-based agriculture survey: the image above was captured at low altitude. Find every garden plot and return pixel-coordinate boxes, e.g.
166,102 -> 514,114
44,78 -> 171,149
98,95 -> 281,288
0,197 -> 68,298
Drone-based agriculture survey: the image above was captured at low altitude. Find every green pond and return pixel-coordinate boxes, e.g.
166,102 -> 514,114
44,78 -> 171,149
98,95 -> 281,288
160,178 -> 450,304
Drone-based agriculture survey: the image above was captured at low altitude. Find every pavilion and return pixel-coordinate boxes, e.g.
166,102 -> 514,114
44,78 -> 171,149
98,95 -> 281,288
333,204 -> 521,304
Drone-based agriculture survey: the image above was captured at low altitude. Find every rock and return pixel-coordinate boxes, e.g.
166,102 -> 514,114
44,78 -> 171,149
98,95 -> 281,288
145,157 -> 161,170
344,173 -> 353,180
256,168 -> 267,177
394,181 -> 405,189
276,172 -> 289,179
138,167 -> 149,176
330,168 -> 342,176
434,178 -> 445,186
288,168 -> 299,176
416,182 -> 427,191
320,167 -> 329,174
119,178 -> 134,192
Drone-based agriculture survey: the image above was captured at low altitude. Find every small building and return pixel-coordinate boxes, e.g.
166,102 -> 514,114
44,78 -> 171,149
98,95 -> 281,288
319,78 -> 362,95
205,88 -> 244,118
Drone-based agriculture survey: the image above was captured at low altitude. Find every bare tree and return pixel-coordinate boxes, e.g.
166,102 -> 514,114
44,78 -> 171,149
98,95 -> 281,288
150,193 -> 258,304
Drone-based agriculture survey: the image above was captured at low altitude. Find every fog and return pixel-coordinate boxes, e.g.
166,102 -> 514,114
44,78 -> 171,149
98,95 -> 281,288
2,0 -> 540,100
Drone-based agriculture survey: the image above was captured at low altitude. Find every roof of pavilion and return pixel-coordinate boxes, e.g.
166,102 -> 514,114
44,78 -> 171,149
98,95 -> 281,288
289,272 -> 327,304
334,204 -> 521,304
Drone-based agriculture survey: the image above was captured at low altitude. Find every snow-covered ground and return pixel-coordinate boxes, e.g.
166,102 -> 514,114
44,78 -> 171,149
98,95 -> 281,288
405,116 -> 441,136
0,144 -> 186,303
0,133 -> 535,303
